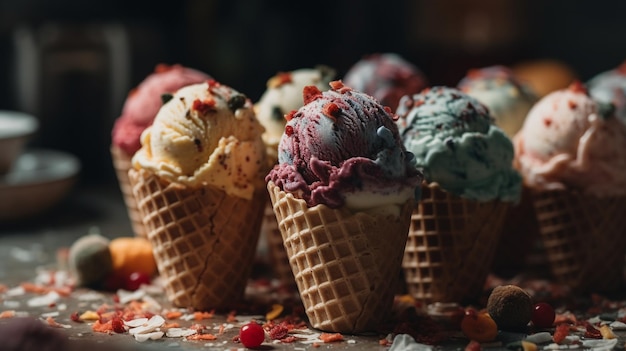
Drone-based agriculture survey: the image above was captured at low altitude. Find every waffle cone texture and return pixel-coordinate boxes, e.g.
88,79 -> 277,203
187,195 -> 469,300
531,189 -> 626,293
111,145 -> 147,238
402,182 -> 509,304
129,168 -> 266,311
267,181 -> 414,334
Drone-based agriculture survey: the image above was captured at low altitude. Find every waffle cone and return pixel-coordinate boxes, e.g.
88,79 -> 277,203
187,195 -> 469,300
531,189 -> 626,293
111,145 -> 147,238
261,200 -> 297,288
402,182 -> 509,304
491,184 -> 541,278
129,168 -> 266,311
267,181 -> 414,334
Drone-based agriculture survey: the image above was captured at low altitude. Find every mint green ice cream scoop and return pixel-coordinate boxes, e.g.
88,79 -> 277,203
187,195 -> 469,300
396,86 -> 521,202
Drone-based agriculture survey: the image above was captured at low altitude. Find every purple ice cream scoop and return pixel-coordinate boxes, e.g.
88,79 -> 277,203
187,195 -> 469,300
343,53 -> 428,111
266,80 -> 421,209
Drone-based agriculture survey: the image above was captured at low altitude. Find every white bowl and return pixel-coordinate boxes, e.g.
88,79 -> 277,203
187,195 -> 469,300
0,110 -> 39,174
0,149 -> 80,221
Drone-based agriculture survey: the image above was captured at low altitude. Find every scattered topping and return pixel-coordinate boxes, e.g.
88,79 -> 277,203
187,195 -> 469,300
568,100 -> 578,110
552,324 -> 570,344
227,94 -> 247,112
531,302 -> 555,329
268,72 -> 292,89
125,271 -> 152,291
303,85 -> 322,105
265,304 -> 284,321
460,309 -> 498,343
319,333 -> 343,343
192,98 -> 216,114
322,102 -> 341,121
161,93 -> 173,104
568,80 -> 587,94
521,340 -> 538,351
285,125 -> 294,137
329,80 -> 345,90
239,322 -> 265,348
486,285 -> 532,332
78,310 -> 100,321
543,118 -> 552,127
285,110 -> 296,121
599,324 -> 616,339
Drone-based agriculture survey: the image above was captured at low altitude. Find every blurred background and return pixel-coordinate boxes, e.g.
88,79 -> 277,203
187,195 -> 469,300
1,0 -> 626,187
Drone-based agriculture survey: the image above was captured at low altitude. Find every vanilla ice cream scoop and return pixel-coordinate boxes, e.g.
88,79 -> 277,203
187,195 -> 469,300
458,65 -> 537,138
133,80 -> 266,199
255,66 -> 335,164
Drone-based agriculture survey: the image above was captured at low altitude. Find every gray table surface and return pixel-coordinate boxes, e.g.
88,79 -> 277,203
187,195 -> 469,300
2,184 -> 625,351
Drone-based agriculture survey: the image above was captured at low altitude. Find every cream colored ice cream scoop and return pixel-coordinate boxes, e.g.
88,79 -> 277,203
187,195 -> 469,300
255,66 -> 335,164
133,80 -> 266,199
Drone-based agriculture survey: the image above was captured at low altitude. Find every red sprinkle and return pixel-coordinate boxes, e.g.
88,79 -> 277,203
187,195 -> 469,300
319,333 -> 343,343
193,98 -> 216,114
285,110 -> 296,121
285,125 -> 294,136
111,316 -> 125,334
568,100 -> 578,110
273,72 -> 293,87
543,118 -> 552,127
329,80 -> 344,90
466,68 -> 482,79
568,80 -> 587,94
155,63 -> 175,73
269,324 -> 289,340
303,86 -> 323,105
322,102 -> 341,121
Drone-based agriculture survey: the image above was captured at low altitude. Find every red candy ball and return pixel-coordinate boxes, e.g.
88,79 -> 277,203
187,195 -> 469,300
239,322 -> 265,348
531,302 -> 556,328
125,271 -> 151,291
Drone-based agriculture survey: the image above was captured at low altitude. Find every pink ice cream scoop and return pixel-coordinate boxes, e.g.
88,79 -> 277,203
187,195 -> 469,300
514,81 -> 626,196
343,53 -> 428,111
111,64 -> 211,155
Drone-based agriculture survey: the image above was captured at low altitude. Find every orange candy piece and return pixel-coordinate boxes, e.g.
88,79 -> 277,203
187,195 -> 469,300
461,309 -> 498,343
109,237 -> 157,278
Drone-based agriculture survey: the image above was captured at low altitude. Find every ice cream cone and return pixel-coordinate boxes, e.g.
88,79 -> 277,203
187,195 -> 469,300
267,181 -> 414,334
261,201 -> 297,288
129,168 -> 266,311
111,145 -> 147,238
531,189 -> 626,293
402,182 -> 509,304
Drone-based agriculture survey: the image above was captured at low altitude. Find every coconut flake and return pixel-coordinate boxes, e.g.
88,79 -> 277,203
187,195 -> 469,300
3,300 -> 20,309
76,291 -> 105,301
134,331 -> 164,342
27,291 -> 60,307
525,332 -> 553,344
165,328 -> 197,338
6,286 -> 25,297
128,315 -> 165,335
582,339 -> 618,351
117,289 -> 145,304
124,318 -> 149,328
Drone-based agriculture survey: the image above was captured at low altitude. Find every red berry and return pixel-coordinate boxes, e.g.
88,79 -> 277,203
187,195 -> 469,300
125,271 -> 151,291
531,302 -> 555,328
239,322 -> 265,348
